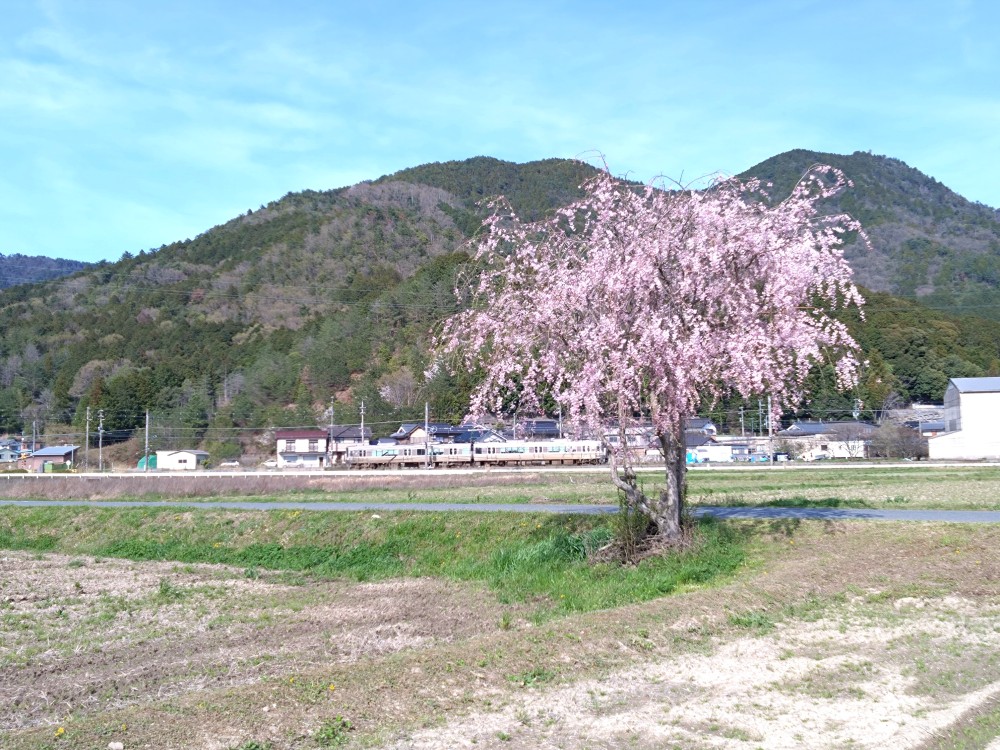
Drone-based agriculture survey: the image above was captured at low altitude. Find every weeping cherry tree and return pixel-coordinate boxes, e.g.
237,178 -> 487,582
435,164 -> 866,543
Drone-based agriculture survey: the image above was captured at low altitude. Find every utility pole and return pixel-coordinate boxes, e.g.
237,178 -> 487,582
85,406 -> 91,471
739,406 -> 745,439
98,409 -> 104,473
144,410 -> 150,473
359,400 -> 365,444
32,420 -> 37,452
329,396 -> 334,467
558,402 -> 563,440
767,395 -> 774,466
424,401 -> 430,468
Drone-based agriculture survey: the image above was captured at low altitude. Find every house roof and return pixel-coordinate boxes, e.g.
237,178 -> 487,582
520,419 -> 561,437
452,429 -> 506,443
391,423 -> 455,438
275,429 -> 328,439
777,421 -> 876,437
392,423 -> 421,436
160,450 -> 210,457
329,425 -> 372,440
950,377 -> 1000,393
30,445 -> 79,457
685,432 -> 716,448
777,421 -> 829,436
428,424 -> 467,438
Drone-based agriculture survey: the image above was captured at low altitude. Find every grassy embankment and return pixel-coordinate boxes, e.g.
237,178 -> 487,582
0,506 -> 746,619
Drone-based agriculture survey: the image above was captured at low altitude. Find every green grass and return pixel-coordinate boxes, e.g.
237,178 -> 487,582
0,506 -> 746,618
727,610 -> 776,634
686,466 -> 1000,510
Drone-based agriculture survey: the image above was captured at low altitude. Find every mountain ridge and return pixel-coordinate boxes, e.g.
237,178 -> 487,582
0,253 -> 91,290
0,151 -> 998,453
739,149 -> 1000,304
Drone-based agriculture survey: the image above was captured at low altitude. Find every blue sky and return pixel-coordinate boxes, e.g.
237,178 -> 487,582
2,0 -> 997,263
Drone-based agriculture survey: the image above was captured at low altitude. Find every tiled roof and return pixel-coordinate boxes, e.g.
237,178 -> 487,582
777,421 -> 876,437
329,425 -> 371,440
275,429 -> 328,439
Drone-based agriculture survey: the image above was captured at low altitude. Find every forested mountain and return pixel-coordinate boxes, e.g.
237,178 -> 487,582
741,150 -> 1000,312
0,153 -> 998,454
0,253 -> 90,290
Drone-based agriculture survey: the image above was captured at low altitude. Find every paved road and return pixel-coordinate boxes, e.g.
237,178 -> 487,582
2,498 -> 1000,523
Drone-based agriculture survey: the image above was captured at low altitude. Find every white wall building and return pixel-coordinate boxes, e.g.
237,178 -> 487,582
775,421 -> 874,460
156,450 -> 209,471
928,377 -> 1000,460
275,429 -> 329,469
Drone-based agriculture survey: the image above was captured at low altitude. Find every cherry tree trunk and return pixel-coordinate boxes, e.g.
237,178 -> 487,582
653,422 -> 686,541
607,420 -> 686,544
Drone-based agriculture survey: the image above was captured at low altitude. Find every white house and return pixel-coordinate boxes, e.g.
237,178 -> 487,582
275,429 -> 329,469
156,450 -> 209,471
775,421 -> 876,460
928,377 -> 1000,460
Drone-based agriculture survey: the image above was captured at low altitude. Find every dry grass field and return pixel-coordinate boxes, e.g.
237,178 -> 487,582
1,463 -> 1000,510
2,466 -> 1000,748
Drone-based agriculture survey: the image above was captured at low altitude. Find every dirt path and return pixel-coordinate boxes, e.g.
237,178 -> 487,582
379,593 -> 1000,749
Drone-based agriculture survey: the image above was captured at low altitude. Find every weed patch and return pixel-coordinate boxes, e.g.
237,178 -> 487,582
509,667 -> 556,687
727,610 -> 775,634
313,716 -> 352,747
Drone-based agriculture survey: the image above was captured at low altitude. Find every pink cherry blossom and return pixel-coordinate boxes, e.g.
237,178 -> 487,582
435,164 -> 866,541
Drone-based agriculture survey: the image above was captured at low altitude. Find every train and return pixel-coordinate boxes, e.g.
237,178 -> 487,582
344,438 -> 606,469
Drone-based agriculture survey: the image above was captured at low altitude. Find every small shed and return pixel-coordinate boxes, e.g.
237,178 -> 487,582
23,445 -> 79,472
155,450 -> 209,471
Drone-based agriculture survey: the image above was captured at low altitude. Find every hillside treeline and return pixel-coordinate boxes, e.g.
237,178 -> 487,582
0,154 -> 998,447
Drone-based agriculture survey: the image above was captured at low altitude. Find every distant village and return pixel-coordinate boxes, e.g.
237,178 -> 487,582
3,377 -> 999,472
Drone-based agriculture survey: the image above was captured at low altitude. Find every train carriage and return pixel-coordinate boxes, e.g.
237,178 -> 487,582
346,439 -> 604,469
